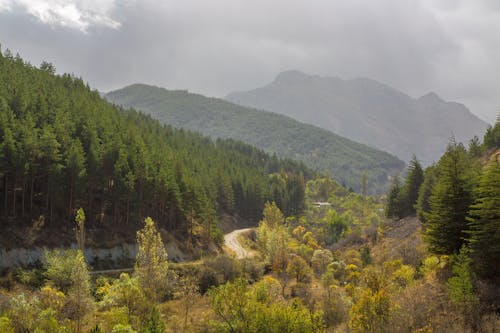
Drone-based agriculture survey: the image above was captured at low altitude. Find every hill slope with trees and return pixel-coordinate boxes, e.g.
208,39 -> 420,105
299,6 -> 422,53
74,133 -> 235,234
105,84 -> 404,194
0,50 -> 310,248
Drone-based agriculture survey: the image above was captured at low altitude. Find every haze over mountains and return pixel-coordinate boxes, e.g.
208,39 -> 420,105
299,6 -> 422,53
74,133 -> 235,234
106,84 -> 404,193
226,70 -> 489,165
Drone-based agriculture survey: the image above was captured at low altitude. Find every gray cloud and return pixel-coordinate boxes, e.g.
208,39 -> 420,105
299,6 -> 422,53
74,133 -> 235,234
0,0 -> 498,123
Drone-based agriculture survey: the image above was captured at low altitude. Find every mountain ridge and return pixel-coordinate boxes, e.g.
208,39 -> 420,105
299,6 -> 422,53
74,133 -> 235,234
226,71 -> 489,164
105,83 -> 405,193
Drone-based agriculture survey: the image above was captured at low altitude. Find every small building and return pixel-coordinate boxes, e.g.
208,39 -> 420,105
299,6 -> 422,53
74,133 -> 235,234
312,202 -> 331,208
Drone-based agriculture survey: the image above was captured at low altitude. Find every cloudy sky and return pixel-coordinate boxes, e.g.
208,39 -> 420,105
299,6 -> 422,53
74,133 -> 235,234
0,0 -> 499,123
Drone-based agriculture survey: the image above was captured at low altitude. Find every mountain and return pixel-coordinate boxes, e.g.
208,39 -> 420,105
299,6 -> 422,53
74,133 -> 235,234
105,84 -> 405,194
0,52 -> 311,248
226,70 -> 489,165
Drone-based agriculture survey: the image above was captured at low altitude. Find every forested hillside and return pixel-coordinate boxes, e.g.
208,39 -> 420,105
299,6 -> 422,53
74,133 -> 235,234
0,51 -> 310,247
105,84 -> 404,194
226,70 -> 489,165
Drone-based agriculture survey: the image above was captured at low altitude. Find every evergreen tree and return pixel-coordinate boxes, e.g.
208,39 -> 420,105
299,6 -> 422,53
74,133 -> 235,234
483,116 -> 500,149
424,141 -> 474,254
468,135 -> 482,158
416,165 -> 437,223
142,308 -> 166,333
385,175 -> 403,219
467,156 -> 500,278
401,155 -> 424,216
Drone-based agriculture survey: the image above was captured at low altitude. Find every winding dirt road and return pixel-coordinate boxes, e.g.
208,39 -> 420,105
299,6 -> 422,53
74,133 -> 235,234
224,228 -> 254,259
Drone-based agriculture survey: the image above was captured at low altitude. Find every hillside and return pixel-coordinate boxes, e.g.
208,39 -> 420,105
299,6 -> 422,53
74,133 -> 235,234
105,84 -> 404,193
226,70 -> 489,165
0,52 -> 310,249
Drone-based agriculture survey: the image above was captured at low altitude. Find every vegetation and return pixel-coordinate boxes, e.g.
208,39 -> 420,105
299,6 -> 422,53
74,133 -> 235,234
0,50 -> 309,248
385,155 -> 424,219
1,50 -> 499,333
106,84 -> 405,193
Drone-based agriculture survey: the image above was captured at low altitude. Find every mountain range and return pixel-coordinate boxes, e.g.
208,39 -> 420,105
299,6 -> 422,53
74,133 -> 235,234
106,84 -> 404,193
226,70 -> 489,165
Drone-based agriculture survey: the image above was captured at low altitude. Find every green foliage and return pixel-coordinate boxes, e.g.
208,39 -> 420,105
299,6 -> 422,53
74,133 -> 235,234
208,278 -> 324,333
311,249 -> 333,276
0,51 -> 310,242
286,255 -> 312,283
385,175 -> 403,219
43,249 -> 78,292
111,324 -> 137,333
141,308 -> 166,333
415,165 -> 437,223
401,155 -> 424,215
483,117 -> 500,149
67,251 -> 93,333
257,202 -> 290,271
467,156 -> 500,279
89,325 -> 103,333
323,209 -> 348,245
359,246 -> 373,267
0,317 -> 14,333
106,84 -> 405,194
385,156 -> 424,219
423,140 -> 474,254
134,217 -> 168,303
99,273 -> 147,320
8,293 -> 39,332
75,208 -> 86,252
349,268 -> 392,333
447,248 -> 477,306
447,247 -> 479,330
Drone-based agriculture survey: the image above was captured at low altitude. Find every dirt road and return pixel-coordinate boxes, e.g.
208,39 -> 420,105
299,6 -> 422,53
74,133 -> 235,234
224,228 -> 254,259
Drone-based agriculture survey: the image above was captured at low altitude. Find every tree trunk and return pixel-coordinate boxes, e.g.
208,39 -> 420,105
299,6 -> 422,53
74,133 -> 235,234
21,177 -> 25,218
69,177 -> 74,218
30,176 -> 34,214
12,175 -> 16,217
3,173 -> 8,217
126,198 -> 130,226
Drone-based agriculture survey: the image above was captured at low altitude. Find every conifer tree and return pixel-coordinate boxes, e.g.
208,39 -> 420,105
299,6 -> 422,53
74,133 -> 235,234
401,155 -> 424,215
467,156 -> 500,278
416,165 -> 437,223
385,175 -> 402,219
424,141 -> 473,254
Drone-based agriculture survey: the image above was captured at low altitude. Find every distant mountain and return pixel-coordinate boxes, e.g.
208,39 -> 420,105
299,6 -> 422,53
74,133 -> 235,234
226,70 -> 489,165
106,84 -> 404,193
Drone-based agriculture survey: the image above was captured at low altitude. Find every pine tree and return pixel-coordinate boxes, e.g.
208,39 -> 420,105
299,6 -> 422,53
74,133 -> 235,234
416,165 -> 437,223
134,217 -> 169,302
401,155 -> 424,216
467,156 -> 500,278
483,116 -> 500,149
385,175 -> 403,219
142,308 -> 166,333
424,141 -> 474,254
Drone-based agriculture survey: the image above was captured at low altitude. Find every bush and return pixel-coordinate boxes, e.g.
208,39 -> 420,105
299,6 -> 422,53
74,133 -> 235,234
203,255 -> 241,283
197,267 -> 219,294
240,258 -> 265,282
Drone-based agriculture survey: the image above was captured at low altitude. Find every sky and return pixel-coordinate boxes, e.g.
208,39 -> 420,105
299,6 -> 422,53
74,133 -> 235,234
0,0 -> 499,123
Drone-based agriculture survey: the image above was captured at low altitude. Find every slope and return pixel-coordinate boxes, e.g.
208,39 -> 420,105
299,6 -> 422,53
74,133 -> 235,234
105,84 -> 404,193
0,51 -> 310,248
226,70 -> 489,165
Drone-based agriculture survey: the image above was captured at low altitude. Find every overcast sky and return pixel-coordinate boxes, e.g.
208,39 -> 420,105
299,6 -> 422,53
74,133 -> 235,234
0,0 -> 499,123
